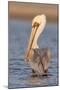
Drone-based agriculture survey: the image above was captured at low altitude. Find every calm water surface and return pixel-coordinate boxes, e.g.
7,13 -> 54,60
8,19 -> 58,89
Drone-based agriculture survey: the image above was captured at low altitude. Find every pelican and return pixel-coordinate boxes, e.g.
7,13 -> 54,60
25,14 -> 51,76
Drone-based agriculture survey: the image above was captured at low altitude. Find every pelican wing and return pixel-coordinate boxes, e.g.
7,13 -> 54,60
32,48 -> 51,72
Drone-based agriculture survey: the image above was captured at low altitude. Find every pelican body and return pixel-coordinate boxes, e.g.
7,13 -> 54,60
25,14 -> 51,75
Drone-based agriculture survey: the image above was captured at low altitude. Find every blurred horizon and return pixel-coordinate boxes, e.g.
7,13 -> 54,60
8,1 -> 58,22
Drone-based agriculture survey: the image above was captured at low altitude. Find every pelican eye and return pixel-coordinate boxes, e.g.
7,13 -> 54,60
32,22 -> 40,29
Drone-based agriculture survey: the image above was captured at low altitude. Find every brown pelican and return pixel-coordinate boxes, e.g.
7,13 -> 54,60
25,14 -> 51,76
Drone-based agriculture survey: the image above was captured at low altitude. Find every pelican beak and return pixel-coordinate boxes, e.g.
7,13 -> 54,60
25,22 -> 40,61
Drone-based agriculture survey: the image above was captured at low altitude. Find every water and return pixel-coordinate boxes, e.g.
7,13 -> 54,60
8,19 -> 58,89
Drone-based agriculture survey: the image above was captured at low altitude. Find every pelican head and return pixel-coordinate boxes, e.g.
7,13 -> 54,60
25,14 -> 46,61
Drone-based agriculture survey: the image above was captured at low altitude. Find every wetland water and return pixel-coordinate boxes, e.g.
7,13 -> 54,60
8,19 -> 58,89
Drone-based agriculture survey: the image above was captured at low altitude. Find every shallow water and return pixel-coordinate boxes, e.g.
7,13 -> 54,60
8,19 -> 58,89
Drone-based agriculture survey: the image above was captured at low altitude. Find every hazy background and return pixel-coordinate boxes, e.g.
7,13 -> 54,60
8,1 -> 58,22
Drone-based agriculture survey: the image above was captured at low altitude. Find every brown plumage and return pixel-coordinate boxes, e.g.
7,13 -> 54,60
29,48 -> 51,75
